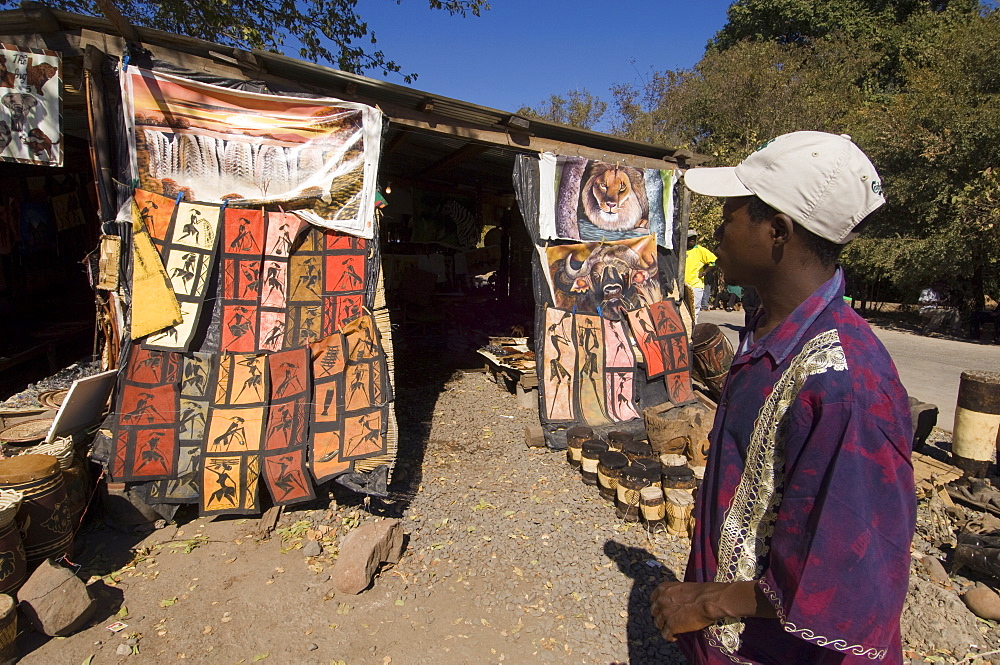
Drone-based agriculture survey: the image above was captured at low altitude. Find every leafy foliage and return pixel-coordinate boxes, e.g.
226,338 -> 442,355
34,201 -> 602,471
602,0 -> 999,306
517,89 -> 607,130
13,0 -> 489,82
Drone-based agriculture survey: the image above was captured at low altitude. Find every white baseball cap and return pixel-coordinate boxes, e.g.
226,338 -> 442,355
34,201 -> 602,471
682,131 -> 885,244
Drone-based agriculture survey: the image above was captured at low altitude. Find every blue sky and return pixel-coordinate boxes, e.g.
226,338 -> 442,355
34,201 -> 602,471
353,0 -> 734,122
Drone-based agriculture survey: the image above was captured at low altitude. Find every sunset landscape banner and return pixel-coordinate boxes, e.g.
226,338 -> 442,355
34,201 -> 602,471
123,67 -> 383,238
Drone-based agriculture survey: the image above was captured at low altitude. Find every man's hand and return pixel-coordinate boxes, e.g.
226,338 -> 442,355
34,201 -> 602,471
650,580 -> 775,642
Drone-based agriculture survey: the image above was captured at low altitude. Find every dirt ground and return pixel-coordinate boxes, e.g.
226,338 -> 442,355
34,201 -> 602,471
8,346 -> 1000,665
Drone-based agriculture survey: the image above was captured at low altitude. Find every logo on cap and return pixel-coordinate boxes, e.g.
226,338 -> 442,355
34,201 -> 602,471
872,180 -> 883,196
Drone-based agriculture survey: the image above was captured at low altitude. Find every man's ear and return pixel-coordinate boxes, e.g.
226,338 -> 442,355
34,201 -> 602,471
770,213 -> 794,247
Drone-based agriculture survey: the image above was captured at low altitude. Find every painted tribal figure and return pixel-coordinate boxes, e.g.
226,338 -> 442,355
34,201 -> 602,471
652,132 -> 915,665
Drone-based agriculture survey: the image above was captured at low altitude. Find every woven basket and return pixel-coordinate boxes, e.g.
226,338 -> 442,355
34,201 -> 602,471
21,437 -> 75,470
0,489 -> 23,529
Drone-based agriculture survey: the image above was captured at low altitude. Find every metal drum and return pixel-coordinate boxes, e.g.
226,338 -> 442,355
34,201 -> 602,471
0,490 -> 25,595
952,371 -> 1000,478
0,455 -> 73,569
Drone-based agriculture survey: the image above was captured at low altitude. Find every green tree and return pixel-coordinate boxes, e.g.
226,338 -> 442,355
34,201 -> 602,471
848,8 -> 1000,305
13,0 -> 489,82
517,89 -> 607,130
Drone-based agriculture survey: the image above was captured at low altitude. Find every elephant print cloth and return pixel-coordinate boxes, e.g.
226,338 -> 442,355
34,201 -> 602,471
309,314 -> 390,484
111,345 -> 182,482
0,44 -> 62,166
200,353 -> 268,515
142,194 -> 223,351
535,154 -> 677,249
262,347 -> 316,506
123,66 -> 383,238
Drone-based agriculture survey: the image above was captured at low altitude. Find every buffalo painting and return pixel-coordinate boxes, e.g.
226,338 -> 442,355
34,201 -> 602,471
545,235 -> 661,321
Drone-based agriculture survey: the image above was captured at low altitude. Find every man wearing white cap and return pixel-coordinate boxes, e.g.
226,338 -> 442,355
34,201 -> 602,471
651,132 -> 915,665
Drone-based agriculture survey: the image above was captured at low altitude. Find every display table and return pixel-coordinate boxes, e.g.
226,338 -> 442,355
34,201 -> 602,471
476,338 -> 537,409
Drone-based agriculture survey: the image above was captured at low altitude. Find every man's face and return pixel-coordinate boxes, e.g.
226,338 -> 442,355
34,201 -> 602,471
713,196 -> 771,286
687,235 -> 697,250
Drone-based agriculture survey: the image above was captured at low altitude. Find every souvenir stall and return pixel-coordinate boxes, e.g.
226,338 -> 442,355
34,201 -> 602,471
0,41 -> 98,394
514,153 -> 721,532
0,7 -> 706,527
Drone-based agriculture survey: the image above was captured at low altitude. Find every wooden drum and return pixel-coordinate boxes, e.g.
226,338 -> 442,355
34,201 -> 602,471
565,426 -> 593,468
0,455 -> 73,569
0,490 -> 25,596
580,439 -> 609,486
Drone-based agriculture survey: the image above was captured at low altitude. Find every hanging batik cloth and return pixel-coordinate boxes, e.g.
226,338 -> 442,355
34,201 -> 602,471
627,301 -> 695,405
535,154 -> 677,248
200,353 -> 267,515
111,346 -> 182,481
217,208 -> 312,352
285,226 -> 369,347
309,314 -> 390,483
142,194 -> 223,351
122,66 -> 383,238
542,235 -> 660,322
603,317 -> 641,422
127,200 -> 182,339
262,347 -> 315,505
148,351 -> 213,503
540,306 -> 641,426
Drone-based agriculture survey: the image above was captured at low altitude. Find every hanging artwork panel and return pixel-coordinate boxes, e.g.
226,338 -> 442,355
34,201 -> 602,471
110,346 -> 182,482
148,351 -> 214,503
541,307 -> 576,422
0,44 -> 62,166
649,300 -> 696,405
624,301 -> 695,405
603,318 -> 641,422
543,235 -> 660,322
540,306 -> 642,426
262,346 -> 315,505
536,154 -> 677,248
123,66 -> 383,238
200,353 -> 267,515
309,314 -> 390,483
217,208 -> 311,353
285,226 -> 369,348
144,197 -> 223,351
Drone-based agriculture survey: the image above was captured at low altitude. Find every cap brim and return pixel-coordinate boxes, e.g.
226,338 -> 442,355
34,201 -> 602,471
683,167 -> 753,198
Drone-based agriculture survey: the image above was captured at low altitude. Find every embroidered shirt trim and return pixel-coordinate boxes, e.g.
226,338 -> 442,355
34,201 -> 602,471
705,329 -> 848,660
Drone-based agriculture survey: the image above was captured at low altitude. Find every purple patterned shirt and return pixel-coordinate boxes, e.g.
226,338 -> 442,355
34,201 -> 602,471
679,269 -> 915,665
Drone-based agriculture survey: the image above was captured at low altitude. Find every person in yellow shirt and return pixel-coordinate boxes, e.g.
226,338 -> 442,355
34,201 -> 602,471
685,230 -> 717,322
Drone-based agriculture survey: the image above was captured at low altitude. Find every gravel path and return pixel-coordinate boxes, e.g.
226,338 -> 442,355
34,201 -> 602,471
386,366 -> 689,664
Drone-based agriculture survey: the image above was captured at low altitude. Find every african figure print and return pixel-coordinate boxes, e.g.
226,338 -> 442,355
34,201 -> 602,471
541,307 -> 577,421
200,353 -> 267,514
624,301 -> 695,405
111,345 -> 182,481
308,314 -> 391,483
603,317 -> 641,422
143,194 -> 223,351
262,347 -> 316,506
574,312 -> 611,426
149,352 -> 214,503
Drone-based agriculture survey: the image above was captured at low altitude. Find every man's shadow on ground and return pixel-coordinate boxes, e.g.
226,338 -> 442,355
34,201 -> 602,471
604,539 -> 687,665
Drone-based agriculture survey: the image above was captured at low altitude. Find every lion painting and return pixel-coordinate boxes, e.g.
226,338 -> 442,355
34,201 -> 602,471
580,162 -> 648,232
